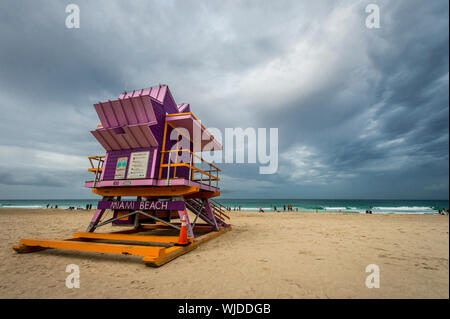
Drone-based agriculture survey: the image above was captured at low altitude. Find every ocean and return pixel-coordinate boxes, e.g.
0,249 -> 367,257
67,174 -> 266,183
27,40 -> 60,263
0,198 -> 448,214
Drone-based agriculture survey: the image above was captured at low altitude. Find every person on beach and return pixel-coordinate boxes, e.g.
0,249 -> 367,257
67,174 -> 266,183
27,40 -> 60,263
283,205 -> 286,212
46,203 -> 49,209
274,205 -> 277,212
259,206 -> 264,213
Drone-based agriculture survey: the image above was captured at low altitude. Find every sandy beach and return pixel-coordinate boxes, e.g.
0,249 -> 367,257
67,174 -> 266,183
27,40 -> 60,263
0,208 -> 448,299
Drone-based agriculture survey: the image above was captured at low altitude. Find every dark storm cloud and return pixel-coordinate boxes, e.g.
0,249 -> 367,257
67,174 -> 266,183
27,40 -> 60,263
238,0 -> 449,199
0,0 -> 448,199
0,168 -> 66,187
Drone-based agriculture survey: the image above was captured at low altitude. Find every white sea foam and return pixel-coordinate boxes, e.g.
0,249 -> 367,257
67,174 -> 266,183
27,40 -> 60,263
371,206 -> 436,214
0,205 -> 45,209
372,206 -> 434,211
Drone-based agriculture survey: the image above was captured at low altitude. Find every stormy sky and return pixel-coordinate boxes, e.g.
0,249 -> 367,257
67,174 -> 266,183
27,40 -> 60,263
0,0 -> 448,200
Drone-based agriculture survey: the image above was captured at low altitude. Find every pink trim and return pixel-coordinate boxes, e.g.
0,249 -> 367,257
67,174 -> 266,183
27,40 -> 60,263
85,179 -> 157,188
84,178 -> 220,193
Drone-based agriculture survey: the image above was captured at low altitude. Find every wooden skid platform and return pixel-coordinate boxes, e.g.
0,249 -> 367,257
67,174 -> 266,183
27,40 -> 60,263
12,226 -> 231,267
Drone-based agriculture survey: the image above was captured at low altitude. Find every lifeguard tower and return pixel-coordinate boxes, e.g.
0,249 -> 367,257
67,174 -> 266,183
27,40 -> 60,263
13,85 -> 230,266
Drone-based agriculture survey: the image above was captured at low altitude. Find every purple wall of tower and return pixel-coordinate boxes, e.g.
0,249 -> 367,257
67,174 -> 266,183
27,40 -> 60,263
102,147 -> 157,180
161,86 -> 179,115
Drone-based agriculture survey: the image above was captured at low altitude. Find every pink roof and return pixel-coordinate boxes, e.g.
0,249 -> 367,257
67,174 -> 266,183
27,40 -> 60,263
119,85 -> 168,104
166,114 -> 222,151
94,96 -> 157,129
91,124 -> 158,151
177,103 -> 190,113
118,85 -> 179,114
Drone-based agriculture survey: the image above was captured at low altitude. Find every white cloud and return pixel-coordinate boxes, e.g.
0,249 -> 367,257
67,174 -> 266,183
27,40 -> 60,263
376,138 -> 405,149
0,145 -> 87,171
279,145 -> 356,184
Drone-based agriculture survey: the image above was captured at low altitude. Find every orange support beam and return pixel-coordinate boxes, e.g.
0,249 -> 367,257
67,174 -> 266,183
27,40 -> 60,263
72,232 -> 181,244
15,238 -> 166,258
12,226 -> 232,267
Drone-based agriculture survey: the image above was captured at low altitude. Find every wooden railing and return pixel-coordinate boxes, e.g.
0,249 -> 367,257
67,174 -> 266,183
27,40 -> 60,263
159,149 -> 220,188
210,199 -> 230,220
187,198 -> 229,222
87,156 -> 105,187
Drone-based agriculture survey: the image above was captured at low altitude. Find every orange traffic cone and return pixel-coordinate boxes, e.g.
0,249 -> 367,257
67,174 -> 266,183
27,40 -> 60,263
175,211 -> 190,246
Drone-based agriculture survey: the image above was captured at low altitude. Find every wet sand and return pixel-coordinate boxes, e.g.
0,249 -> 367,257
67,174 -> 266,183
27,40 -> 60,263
0,208 -> 448,298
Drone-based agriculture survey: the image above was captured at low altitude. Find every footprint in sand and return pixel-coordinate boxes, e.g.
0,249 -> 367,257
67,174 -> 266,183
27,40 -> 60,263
423,266 -> 439,270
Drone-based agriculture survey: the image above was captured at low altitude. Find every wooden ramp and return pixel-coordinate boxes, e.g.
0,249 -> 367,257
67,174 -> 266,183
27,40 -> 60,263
13,226 -> 231,267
